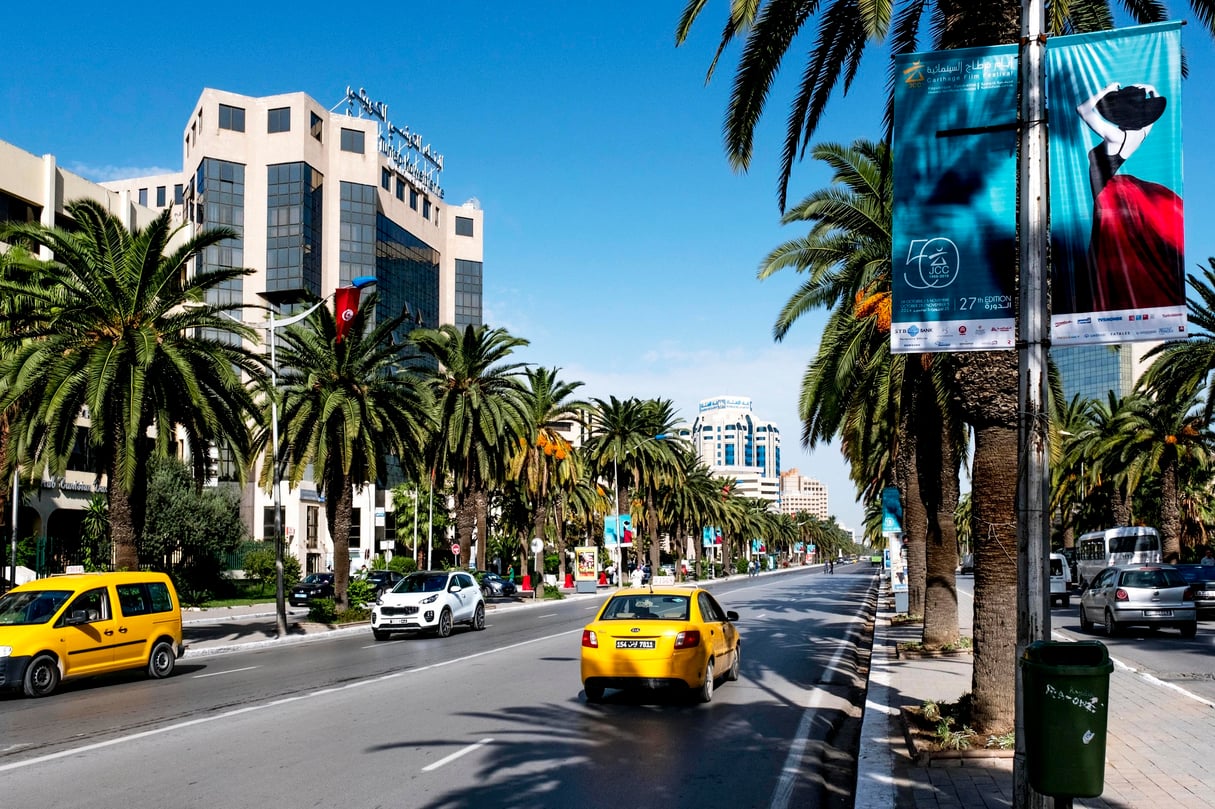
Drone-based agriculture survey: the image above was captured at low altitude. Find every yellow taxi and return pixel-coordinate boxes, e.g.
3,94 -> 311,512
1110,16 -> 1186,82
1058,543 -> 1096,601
0,571 -> 184,697
580,585 -> 740,703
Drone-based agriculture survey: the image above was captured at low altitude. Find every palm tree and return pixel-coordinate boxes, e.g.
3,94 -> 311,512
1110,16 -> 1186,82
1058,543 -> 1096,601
0,199 -> 265,570
273,292 -> 433,608
507,367 -> 589,579
676,0 -> 1215,735
411,324 -> 531,571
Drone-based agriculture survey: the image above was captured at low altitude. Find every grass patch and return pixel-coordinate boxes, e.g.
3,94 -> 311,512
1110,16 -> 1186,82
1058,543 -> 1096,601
906,694 -> 1015,751
898,635 -> 973,654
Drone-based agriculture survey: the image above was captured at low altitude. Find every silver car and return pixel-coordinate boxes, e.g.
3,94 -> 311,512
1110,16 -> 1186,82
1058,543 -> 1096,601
1079,564 -> 1197,638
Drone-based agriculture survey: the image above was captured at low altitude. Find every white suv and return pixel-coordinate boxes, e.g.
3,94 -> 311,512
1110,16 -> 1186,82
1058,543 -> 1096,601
371,571 -> 486,640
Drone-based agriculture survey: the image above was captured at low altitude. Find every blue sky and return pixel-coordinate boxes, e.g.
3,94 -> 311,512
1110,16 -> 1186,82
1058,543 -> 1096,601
5,3 -> 1215,535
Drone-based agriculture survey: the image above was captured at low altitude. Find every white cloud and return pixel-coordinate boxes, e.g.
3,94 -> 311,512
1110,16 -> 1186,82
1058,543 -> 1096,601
65,162 -> 179,183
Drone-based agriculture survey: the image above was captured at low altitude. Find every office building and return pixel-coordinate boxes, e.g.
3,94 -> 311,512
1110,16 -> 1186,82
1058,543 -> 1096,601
1052,342 -> 1158,404
779,469 -> 829,520
690,396 -> 781,504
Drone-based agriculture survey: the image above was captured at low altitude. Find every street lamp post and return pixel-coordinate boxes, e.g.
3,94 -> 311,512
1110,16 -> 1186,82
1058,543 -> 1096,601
260,276 -> 376,638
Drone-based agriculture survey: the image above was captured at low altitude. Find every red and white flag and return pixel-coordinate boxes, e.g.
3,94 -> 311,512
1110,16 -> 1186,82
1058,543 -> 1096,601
334,286 -> 360,343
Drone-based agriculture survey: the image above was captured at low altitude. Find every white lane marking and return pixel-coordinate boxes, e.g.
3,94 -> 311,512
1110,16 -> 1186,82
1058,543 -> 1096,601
769,599 -> 865,809
538,613 -> 558,618
0,628 -> 578,774
422,738 -> 493,772
193,666 -> 258,679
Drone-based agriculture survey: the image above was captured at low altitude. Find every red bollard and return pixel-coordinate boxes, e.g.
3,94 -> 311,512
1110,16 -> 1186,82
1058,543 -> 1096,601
564,573 -> 574,589
598,571 -> 607,585
521,574 -> 532,592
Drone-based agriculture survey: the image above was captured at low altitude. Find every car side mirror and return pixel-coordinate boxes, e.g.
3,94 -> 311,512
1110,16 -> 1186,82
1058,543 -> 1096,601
449,584 -> 461,593
726,610 -> 740,622
64,610 -> 89,626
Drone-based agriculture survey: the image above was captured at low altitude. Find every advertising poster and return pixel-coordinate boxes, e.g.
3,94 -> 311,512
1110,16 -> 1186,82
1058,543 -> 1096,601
574,546 -> 598,582
701,526 -> 723,549
891,44 -> 1019,353
603,514 -> 633,547
1048,22 -> 1186,345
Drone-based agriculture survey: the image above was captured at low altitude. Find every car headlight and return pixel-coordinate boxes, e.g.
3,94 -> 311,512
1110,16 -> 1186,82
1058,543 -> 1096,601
0,645 -> 11,657
421,594 -> 439,604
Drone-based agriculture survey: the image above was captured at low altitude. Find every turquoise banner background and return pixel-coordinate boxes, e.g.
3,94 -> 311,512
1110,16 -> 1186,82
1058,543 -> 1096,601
1047,22 -> 1186,345
891,43 -> 1019,353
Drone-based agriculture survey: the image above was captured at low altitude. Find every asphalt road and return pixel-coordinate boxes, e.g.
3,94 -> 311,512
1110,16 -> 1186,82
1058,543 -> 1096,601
0,565 -> 877,809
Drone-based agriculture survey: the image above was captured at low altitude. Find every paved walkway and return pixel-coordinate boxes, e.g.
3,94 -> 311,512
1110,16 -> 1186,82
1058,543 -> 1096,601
855,580 -> 1213,808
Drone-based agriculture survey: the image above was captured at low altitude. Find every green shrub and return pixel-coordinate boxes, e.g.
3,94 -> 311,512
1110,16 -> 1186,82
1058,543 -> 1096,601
308,598 -> 337,623
347,578 -> 377,608
542,584 -> 564,600
735,557 -> 750,575
335,606 -> 370,624
388,556 -> 417,574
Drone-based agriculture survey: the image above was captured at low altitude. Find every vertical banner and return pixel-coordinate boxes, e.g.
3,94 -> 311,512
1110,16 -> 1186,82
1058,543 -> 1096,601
334,286 -> 360,343
603,514 -> 632,546
1048,22 -> 1186,345
891,45 -> 1019,353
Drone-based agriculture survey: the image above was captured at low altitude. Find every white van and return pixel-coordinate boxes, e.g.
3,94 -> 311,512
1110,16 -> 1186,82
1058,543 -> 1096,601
1075,526 -> 1162,589
1049,553 -> 1071,608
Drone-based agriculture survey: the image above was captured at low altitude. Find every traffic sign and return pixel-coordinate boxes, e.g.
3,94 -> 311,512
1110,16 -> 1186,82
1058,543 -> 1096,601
452,543 -> 460,556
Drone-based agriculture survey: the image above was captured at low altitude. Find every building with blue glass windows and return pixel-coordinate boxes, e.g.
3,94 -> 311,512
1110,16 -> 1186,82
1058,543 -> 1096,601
1051,342 -> 1158,404
690,397 -> 781,504
103,87 -> 485,574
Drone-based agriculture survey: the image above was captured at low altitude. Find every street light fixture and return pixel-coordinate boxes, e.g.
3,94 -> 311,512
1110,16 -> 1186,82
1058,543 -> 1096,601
259,276 -> 377,638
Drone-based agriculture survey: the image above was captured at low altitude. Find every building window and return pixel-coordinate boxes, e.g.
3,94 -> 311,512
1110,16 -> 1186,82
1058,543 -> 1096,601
138,188 -> 148,206
381,167 -> 391,190
218,103 -> 246,132
455,216 -> 474,237
395,177 -> 405,201
306,506 -> 319,549
422,199 -> 431,220
409,188 -> 418,210
268,106 -> 291,133
340,128 -> 364,153
454,259 -> 483,330
156,186 -> 166,207
310,111 -> 323,142
174,184 -> 184,205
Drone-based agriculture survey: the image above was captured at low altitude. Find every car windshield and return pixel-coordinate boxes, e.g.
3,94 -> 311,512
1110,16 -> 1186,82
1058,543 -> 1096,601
601,594 -> 690,621
0,590 -> 73,626
395,573 -> 449,593
301,574 -> 331,585
1119,568 -> 1185,588
1176,565 -> 1215,583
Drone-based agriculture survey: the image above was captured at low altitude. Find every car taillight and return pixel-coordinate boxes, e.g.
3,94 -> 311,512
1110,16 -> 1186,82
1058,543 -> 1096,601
674,629 -> 701,649
1183,587 -> 1195,601
1114,588 -> 1129,602
582,630 -> 598,648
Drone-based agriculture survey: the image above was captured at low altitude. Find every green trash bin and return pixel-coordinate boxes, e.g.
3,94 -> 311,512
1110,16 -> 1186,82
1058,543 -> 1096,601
1020,640 -> 1113,798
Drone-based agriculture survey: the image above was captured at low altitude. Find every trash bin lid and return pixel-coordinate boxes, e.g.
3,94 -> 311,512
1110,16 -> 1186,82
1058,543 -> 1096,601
1021,640 -> 1112,669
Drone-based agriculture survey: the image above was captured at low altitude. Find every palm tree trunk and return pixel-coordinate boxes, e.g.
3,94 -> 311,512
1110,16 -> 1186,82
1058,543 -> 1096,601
1160,457 -> 1181,563
475,488 -> 489,570
969,422 -> 1019,734
455,491 -> 476,568
923,415 -> 961,649
108,440 -> 139,571
897,405 -> 927,618
327,474 -> 354,610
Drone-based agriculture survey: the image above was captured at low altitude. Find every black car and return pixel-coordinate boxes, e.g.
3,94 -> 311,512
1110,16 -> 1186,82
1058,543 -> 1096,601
1175,564 -> 1215,618
475,570 -> 517,598
361,570 -> 405,599
288,573 -> 335,607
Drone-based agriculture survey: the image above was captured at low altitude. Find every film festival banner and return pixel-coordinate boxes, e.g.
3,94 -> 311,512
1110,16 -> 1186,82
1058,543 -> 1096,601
891,44 -> 1019,353
1047,22 -> 1186,346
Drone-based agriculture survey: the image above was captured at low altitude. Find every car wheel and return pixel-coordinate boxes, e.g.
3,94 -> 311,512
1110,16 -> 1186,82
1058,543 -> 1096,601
23,653 -> 60,698
697,659 -> 715,703
1079,605 -> 1092,632
1104,609 -> 1120,637
147,640 -> 176,679
1180,621 -> 1198,639
472,603 -> 486,631
584,681 -> 605,703
436,608 -> 453,638
726,645 -> 741,682
482,586 -> 492,599
372,629 -> 389,641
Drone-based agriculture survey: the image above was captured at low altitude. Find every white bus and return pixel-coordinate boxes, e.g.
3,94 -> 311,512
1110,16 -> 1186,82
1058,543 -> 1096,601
1075,526 -> 1162,588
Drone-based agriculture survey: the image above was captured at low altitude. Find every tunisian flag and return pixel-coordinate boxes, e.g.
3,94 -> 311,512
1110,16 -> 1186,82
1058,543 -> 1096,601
334,286 -> 360,343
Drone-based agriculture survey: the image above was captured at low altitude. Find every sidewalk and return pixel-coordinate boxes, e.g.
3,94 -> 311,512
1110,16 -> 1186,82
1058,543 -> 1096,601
856,580 -> 1213,808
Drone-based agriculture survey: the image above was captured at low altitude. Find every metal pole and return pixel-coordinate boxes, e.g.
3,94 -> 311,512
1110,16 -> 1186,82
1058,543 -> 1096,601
10,469 -> 18,588
268,312 -> 288,639
1015,0 -> 1050,806
613,449 -> 621,587
412,485 -> 419,563
427,474 -> 434,569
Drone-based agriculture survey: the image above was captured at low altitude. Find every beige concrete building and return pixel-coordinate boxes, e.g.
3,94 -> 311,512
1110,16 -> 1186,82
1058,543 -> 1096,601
779,468 -> 829,520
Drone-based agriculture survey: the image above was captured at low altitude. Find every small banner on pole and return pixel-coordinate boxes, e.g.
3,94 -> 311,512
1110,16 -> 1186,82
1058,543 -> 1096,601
334,286 -> 361,343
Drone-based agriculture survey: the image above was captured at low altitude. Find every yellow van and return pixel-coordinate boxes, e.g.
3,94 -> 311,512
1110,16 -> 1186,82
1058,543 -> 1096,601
0,571 -> 184,697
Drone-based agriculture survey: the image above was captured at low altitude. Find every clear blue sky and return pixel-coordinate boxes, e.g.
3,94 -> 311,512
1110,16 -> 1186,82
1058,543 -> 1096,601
5,3 -> 1215,535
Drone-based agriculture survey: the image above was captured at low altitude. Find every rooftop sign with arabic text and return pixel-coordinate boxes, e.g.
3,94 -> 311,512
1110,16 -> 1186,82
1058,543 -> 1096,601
343,87 -> 445,199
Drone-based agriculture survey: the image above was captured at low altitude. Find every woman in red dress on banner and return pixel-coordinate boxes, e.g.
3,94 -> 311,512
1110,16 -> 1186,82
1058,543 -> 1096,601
1076,82 -> 1184,313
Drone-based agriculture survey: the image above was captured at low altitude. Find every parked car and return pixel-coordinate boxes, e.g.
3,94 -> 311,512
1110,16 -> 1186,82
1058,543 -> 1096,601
370,570 -> 485,640
1174,564 -> 1215,618
1049,553 -> 1072,608
1078,564 -> 1197,637
288,573 -> 335,607
580,585 -> 741,703
360,570 -> 405,599
959,554 -> 975,575
475,570 -> 517,598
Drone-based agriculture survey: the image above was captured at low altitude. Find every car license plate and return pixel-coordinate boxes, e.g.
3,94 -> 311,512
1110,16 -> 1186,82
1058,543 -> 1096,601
1143,609 -> 1173,617
616,639 -> 656,649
